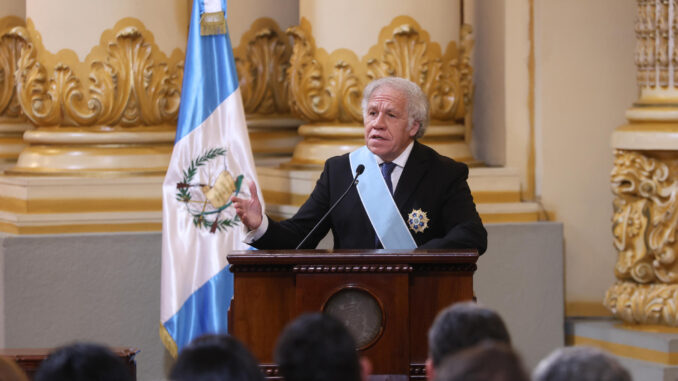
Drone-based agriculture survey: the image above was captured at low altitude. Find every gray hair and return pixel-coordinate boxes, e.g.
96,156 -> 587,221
361,77 -> 430,139
428,302 -> 511,368
533,346 -> 631,381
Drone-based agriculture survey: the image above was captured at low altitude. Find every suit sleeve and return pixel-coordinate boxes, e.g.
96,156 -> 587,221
251,160 -> 334,249
418,163 -> 488,254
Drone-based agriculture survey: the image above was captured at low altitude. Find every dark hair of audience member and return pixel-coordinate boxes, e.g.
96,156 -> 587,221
0,356 -> 29,381
170,334 -> 264,381
428,301 -> 511,367
433,341 -> 529,381
533,346 -> 631,381
33,342 -> 133,381
275,313 -> 362,381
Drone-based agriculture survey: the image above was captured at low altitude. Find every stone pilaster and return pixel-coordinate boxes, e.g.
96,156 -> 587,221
605,0 -> 678,325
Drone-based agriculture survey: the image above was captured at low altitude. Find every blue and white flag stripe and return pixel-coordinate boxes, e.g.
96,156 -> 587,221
161,0 -> 262,355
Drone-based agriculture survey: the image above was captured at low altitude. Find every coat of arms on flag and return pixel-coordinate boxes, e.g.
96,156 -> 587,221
175,147 -> 245,233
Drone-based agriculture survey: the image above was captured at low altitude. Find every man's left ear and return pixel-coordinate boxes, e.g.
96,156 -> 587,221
409,121 -> 420,138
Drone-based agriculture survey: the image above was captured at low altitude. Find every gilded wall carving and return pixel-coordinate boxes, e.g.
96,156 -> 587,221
605,282 -> 678,325
0,18 -> 27,121
15,18 -> 184,128
286,21 -> 363,123
234,18 -> 291,117
605,150 -> 678,324
610,150 -> 678,283
285,16 -> 472,125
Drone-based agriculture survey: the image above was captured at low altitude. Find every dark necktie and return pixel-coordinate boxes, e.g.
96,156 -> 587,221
376,162 -> 397,248
381,162 -> 396,194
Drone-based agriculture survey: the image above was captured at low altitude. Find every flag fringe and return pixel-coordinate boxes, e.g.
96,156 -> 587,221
159,322 -> 178,358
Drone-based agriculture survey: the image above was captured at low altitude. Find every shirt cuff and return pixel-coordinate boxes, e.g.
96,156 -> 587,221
244,215 -> 268,244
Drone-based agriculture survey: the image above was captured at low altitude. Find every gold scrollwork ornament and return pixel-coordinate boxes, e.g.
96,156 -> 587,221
0,26 -> 28,120
234,18 -> 291,116
286,21 -> 363,123
15,20 -> 183,128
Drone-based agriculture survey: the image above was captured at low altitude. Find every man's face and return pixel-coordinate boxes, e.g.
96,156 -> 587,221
364,86 -> 419,162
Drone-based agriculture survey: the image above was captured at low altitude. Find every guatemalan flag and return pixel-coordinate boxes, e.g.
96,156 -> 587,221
160,0 -> 262,356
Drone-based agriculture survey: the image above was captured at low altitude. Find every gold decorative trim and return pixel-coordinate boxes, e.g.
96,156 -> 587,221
567,334 -> 678,365
285,16 -> 473,126
234,18 -> 291,117
0,222 -> 161,235
479,212 -> 538,224
617,322 -> 678,334
16,18 -> 184,127
565,301 -> 612,317
0,196 -> 161,214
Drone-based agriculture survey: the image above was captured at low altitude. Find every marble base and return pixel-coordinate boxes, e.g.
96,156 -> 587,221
0,174 -> 162,234
0,232 -> 169,380
566,318 -> 678,381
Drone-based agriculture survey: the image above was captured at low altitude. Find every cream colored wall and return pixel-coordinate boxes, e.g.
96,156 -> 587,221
299,0 -> 460,57
0,0 -> 24,18
535,1 -> 636,307
504,0 -> 532,198
472,0 -> 506,166
26,0 -> 188,59
229,0 -> 298,47
472,0 -> 532,194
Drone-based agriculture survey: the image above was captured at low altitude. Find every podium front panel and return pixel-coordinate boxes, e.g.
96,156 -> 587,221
295,271 -> 410,374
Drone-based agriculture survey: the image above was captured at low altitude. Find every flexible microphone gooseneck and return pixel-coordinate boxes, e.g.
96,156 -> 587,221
295,164 -> 365,249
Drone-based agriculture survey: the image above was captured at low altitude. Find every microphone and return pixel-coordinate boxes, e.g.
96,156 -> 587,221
295,164 -> 365,249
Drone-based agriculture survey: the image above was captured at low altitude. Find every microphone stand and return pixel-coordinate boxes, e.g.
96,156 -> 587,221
295,165 -> 365,249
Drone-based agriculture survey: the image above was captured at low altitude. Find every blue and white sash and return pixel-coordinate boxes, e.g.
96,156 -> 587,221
349,146 -> 417,249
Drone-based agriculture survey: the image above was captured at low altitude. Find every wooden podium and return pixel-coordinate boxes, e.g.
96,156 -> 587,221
227,249 -> 478,380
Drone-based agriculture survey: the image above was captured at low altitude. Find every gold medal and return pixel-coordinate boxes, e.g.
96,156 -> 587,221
408,209 -> 429,233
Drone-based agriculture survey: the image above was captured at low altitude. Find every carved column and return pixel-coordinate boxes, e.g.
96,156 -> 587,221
605,0 -> 678,325
230,1 -> 301,158
0,3 -> 30,170
8,0 -> 185,175
286,0 -> 475,166
0,0 -> 187,234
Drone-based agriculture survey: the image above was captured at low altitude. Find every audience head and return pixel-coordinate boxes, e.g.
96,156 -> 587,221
427,301 -> 511,377
0,356 -> 29,381
170,334 -> 264,381
275,313 -> 368,381
533,346 -> 631,381
433,341 -> 529,381
34,342 -> 132,381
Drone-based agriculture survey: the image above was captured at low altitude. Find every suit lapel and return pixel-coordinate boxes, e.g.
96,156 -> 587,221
394,141 -> 430,210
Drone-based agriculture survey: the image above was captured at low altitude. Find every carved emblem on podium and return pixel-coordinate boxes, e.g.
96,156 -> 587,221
323,287 -> 384,349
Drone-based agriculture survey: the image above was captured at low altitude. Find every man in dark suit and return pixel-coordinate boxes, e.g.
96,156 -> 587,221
232,77 -> 486,253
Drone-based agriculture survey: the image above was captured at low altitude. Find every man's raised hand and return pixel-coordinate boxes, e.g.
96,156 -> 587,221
231,181 -> 263,231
